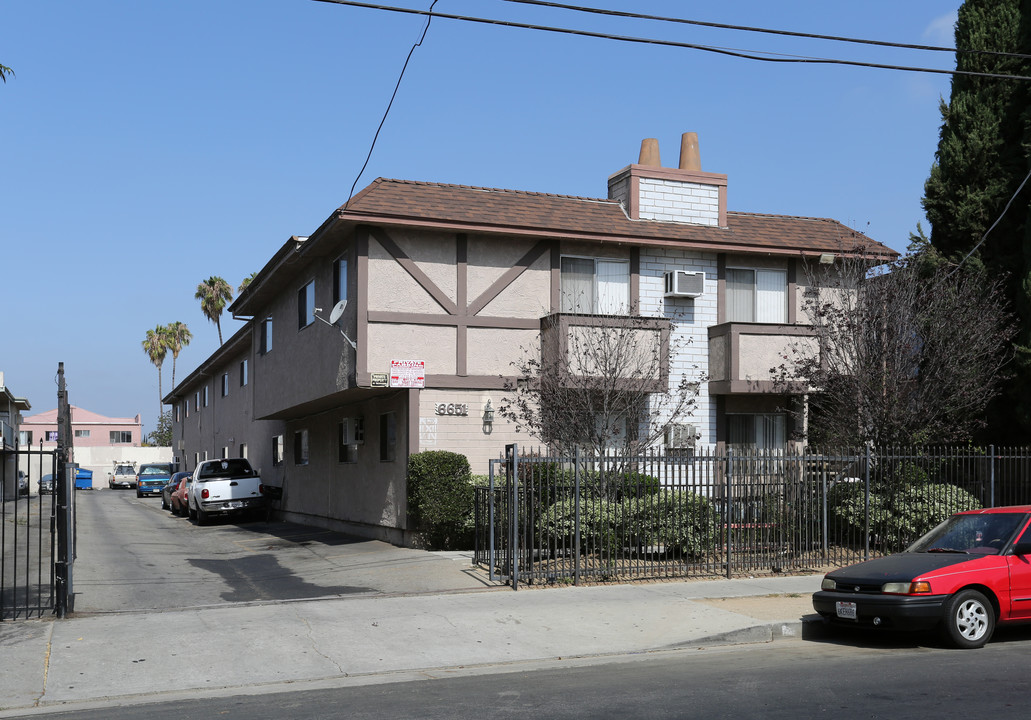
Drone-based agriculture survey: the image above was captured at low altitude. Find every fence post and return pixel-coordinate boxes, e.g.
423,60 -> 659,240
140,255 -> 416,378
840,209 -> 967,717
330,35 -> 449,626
820,452 -> 828,561
574,446 -> 581,587
725,448 -> 733,579
488,459 -> 496,583
55,362 -> 74,618
864,444 -> 871,562
507,443 -> 519,591
989,445 -> 996,508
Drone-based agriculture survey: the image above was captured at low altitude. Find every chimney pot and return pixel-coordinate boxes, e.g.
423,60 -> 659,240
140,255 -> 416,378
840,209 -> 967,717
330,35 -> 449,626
679,132 -> 701,171
639,138 -> 661,167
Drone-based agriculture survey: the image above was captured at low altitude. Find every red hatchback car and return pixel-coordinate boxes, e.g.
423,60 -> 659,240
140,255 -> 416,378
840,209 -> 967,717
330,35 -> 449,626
170,475 -> 194,516
813,506 -> 1031,648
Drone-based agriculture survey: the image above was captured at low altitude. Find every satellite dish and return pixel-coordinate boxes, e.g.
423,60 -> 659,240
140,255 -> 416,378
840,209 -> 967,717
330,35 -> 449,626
328,300 -> 347,324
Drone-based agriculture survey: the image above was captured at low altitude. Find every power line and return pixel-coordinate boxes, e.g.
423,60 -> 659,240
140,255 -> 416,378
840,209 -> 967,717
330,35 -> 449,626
344,0 -> 439,207
311,0 -> 1031,81
502,0 -> 1031,61
948,166 -> 1031,278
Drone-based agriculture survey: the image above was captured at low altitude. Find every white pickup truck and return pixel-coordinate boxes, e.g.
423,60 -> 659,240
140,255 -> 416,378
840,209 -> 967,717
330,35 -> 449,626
187,458 -> 266,525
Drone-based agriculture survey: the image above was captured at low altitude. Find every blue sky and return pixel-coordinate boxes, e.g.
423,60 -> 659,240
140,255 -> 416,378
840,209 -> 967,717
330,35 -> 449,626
1,0 -> 962,434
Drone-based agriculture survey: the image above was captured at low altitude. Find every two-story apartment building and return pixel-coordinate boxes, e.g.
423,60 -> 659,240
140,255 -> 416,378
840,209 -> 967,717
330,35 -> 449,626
20,406 -> 144,449
166,134 -> 896,545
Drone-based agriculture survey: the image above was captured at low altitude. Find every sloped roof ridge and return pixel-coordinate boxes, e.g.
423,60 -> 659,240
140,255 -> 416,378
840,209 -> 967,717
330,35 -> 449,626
371,177 -> 615,204
728,210 -> 845,223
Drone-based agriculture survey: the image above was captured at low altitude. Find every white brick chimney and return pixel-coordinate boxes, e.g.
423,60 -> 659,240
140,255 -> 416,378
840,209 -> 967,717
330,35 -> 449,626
608,132 -> 728,228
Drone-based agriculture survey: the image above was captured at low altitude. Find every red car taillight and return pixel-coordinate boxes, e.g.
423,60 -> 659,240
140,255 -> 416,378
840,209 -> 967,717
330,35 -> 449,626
201,488 -> 210,499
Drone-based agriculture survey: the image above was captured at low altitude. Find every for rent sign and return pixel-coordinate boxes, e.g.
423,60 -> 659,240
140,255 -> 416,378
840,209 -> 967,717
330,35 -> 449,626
389,359 -> 425,388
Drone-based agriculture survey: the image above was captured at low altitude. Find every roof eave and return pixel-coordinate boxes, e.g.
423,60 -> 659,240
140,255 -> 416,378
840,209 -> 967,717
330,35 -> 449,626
333,210 -> 896,260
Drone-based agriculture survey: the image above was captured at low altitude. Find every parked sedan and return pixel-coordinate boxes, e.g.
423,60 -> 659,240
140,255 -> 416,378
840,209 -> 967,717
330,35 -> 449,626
813,506 -> 1031,648
170,475 -> 193,516
39,474 -> 54,495
161,472 -> 190,510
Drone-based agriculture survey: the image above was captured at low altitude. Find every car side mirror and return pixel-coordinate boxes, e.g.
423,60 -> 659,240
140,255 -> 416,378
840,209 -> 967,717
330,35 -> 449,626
1012,542 -> 1031,556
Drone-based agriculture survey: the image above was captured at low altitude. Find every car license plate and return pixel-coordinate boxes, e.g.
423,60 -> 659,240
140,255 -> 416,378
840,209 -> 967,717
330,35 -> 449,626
228,501 -> 243,509
835,601 -> 857,620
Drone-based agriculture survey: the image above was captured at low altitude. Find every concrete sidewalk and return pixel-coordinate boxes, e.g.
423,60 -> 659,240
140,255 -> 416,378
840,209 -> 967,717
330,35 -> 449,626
0,557 -> 825,717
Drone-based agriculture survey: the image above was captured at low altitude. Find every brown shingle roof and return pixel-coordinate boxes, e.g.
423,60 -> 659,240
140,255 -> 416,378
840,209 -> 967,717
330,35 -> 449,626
339,178 -> 896,258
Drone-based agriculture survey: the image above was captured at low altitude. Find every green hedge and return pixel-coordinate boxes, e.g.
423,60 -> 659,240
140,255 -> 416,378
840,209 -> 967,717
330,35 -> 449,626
536,489 -> 718,558
407,451 -> 475,550
829,469 -> 981,551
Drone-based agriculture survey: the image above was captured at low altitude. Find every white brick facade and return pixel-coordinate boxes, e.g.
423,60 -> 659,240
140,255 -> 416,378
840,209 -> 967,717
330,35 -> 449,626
638,178 -> 720,226
639,248 -> 718,448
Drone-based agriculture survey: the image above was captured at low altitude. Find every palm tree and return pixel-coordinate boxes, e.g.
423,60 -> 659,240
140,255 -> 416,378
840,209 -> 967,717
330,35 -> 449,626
142,325 -> 168,423
0,64 -> 14,83
195,276 -> 233,345
238,272 -> 257,295
165,321 -> 193,390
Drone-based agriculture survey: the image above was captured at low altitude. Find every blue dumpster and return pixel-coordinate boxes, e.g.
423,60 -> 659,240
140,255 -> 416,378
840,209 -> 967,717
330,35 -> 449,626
74,468 -> 93,490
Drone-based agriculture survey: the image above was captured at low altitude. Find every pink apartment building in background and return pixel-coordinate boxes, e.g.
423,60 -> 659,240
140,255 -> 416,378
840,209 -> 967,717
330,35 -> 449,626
20,406 -> 143,448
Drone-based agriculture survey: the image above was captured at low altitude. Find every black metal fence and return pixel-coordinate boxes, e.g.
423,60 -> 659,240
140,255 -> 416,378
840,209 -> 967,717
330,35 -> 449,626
474,444 -> 1031,588
1,448 -> 58,620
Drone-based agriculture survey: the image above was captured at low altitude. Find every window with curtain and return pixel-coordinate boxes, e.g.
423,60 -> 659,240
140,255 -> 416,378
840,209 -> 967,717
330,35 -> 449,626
726,268 -> 787,323
727,413 -> 786,448
560,257 -> 630,314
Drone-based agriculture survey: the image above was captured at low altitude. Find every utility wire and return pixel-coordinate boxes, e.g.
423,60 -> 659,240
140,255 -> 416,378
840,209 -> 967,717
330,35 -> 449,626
948,166 -> 1031,278
312,0 -> 1031,81
344,0 -> 439,206
502,0 -> 1031,60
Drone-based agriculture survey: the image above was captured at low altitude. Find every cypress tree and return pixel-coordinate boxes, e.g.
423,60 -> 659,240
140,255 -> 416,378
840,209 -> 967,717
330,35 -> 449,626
922,0 -> 1031,441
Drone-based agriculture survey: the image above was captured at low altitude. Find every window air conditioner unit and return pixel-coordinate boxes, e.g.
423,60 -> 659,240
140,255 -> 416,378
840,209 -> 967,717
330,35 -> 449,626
342,417 -> 365,446
664,423 -> 697,449
663,270 -> 705,298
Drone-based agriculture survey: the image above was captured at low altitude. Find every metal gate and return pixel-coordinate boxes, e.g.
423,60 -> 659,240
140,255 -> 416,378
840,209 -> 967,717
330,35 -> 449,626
1,447 -> 59,620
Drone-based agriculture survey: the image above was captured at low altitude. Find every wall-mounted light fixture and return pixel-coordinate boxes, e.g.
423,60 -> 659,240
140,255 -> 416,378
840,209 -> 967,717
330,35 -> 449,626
482,399 -> 494,435
818,253 -> 835,265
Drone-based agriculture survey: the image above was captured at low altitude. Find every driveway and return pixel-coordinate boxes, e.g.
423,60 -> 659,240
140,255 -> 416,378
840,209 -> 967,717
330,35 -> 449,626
72,489 -> 498,613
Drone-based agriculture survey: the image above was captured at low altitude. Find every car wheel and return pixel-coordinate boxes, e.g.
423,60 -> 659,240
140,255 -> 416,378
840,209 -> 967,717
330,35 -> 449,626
942,589 -> 995,649
196,507 -> 209,526
188,504 -> 197,521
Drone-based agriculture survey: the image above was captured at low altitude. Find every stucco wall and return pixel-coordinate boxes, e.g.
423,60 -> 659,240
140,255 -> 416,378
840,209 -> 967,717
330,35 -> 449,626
279,391 -> 409,542
73,446 -> 174,490
466,328 -> 540,377
251,252 -> 355,420
417,389 -> 528,476
367,325 -> 457,376
468,236 -> 551,318
738,334 -> 818,382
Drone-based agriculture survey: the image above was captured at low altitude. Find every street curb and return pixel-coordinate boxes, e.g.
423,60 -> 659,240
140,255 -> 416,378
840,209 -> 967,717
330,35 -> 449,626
688,614 -> 828,648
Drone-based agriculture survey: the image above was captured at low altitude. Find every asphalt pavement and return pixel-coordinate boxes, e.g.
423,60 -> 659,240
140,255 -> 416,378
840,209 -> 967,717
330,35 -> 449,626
0,551 -> 826,717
